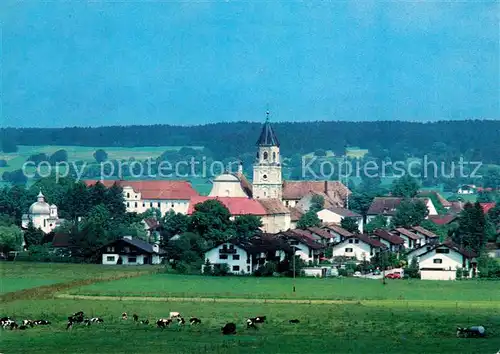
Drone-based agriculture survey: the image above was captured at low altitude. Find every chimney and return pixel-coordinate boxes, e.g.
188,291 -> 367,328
123,236 -> 132,240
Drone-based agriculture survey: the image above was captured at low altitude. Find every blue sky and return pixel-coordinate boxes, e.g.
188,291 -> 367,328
2,1 -> 498,128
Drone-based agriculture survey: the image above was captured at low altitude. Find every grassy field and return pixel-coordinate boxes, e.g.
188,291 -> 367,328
69,274 -> 500,303
0,262 -> 159,294
1,264 -> 499,353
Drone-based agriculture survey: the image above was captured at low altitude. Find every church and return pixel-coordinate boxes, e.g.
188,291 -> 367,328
191,114 -> 350,233
22,190 -> 64,234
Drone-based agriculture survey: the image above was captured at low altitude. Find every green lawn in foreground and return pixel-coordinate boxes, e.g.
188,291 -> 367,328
71,274 -> 500,302
0,262 -> 158,294
1,298 -> 498,354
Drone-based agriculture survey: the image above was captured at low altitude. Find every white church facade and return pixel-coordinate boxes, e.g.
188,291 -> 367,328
22,191 -> 64,234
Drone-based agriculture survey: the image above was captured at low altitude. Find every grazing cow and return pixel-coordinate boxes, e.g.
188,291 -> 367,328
189,318 -> 201,325
22,320 -> 35,327
169,312 -> 181,319
66,321 -> 73,330
140,319 -> 149,325
89,317 -> 103,323
9,322 -> 19,330
289,319 -> 300,324
2,319 -> 16,330
83,319 -> 92,326
0,316 -> 10,322
133,314 -> 138,322
246,318 -> 258,329
122,312 -> 128,320
457,326 -> 486,338
156,318 -> 172,329
68,312 -> 84,323
177,317 -> 185,325
18,325 -> 28,330
221,323 -> 236,335
253,316 -> 266,323
34,320 -> 51,325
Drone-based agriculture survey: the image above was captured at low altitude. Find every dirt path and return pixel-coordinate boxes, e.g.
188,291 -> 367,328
1,270 -> 156,303
54,294 -> 500,309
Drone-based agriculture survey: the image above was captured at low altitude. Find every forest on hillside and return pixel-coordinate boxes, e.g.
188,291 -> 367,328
2,120 -> 500,163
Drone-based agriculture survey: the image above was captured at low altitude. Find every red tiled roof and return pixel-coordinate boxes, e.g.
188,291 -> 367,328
84,180 -> 199,200
326,207 -> 361,218
233,172 -> 253,198
367,197 -> 430,215
428,214 -> 458,225
258,199 -> 290,214
187,196 -> 267,215
480,203 -> 496,214
144,218 -> 160,229
394,227 -> 421,240
307,227 -> 332,239
372,229 -> 405,245
352,234 -> 387,248
418,191 -> 452,208
282,181 -> 350,203
324,224 -> 353,238
411,226 -> 438,238
280,229 -> 325,250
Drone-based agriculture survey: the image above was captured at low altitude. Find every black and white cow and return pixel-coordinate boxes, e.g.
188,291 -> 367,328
246,318 -> 258,329
122,312 -> 128,320
457,326 -> 486,338
140,319 -> 149,325
133,314 -> 139,322
34,320 -> 51,325
22,320 -> 35,327
221,323 -> 236,335
156,318 -> 173,329
169,312 -> 181,319
89,317 -> 104,323
189,317 -> 201,325
289,319 -> 300,324
177,317 -> 186,325
253,316 -> 266,323
68,311 -> 84,324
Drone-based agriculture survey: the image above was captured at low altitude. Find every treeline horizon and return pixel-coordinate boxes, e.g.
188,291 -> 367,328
2,119 -> 500,163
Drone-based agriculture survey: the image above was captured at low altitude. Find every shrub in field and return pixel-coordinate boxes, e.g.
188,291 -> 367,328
212,263 -> 230,276
255,262 -> 277,277
404,257 -> 420,279
456,267 -> 463,280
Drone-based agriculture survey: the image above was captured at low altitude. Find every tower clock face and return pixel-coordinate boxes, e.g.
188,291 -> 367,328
262,173 -> 268,180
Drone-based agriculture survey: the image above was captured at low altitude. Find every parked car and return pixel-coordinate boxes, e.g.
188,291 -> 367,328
386,272 -> 402,279
353,271 -> 362,277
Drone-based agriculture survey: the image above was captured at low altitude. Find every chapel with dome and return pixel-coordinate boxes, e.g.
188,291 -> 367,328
22,190 -> 64,234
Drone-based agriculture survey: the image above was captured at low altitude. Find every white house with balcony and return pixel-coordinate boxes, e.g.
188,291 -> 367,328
330,234 -> 387,262
100,236 -> 164,265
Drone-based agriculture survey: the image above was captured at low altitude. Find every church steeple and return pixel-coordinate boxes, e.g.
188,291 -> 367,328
256,111 -> 280,147
253,111 -> 282,200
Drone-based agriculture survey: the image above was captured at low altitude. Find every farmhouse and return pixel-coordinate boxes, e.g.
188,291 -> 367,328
330,234 -> 386,262
366,197 -> 437,224
100,236 -> 164,265
22,191 -> 64,234
418,241 -> 477,280
84,180 -> 199,215
203,235 -> 293,274
317,207 -> 363,233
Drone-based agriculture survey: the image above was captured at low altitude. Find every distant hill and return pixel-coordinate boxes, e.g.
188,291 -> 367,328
2,120 -> 500,163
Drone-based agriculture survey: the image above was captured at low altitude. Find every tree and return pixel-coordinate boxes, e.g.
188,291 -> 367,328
314,149 -> 326,157
24,222 -> 45,247
62,181 -> 91,221
48,149 -> 68,165
188,200 -> 233,243
349,191 -> 375,217
391,199 -> 429,228
341,217 -> 359,233
296,210 -> 321,229
0,159 -> 7,167
2,170 -> 28,185
89,181 -> 108,206
106,183 -> 127,219
476,253 -> 500,279
391,175 -> 420,198
160,210 -> 189,241
365,215 -> 388,233
452,202 -> 487,253
1,137 -> 18,153
404,257 -> 420,279
142,208 -> 162,221
477,191 -> 494,203
310,194 -> 325,212
233,215 -> 263,239
0,225 -> 23,252
93,149 -> 108,163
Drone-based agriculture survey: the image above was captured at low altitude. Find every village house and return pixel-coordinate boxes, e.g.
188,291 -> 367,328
366,197 -> 437,224
22,191 -> 64,234
84,180 -> 199,215
371,229 -> 405,252
330,234 -> 387,262
278,229 -> 325,264
203,235 -> 293,274
316,207 -> 363,233
289,207 -> 304,229
411,226 -> 439,246
306,227 -> 334,245
392,227 -> 421,249
282,181 -> 350,210
100,236 -> 164,265
323,224 -> 354,244
417,241 -> 477,280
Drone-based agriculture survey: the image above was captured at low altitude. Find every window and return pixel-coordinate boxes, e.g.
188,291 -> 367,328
126,202 -> 130,207
285,201 -> 289,207
171,203 -> 174,208
127,193 -> 130,198
232,265 -> 240,272
229,244 -> 234,250
219,254 -> 228,260
142,203 -> 145,207
272,152 -> 276,161
124,247 -> 130,253
134,202 -> 138,208
436,248 -> 450,254
262,174 -> 268,180
157,202 -> 161,207
49,223 -> 53,227
128,257 -> 137,263
233,255 -> 240,260
354,239 -> 359,244
433,259 -> 443,264
345,248 -> 353,252
247,266 -> 250,272
150,202 -> 153,207
246,256 -> 250,264
106,247 -> 115,252
263,152 -> 268,160
106,256 -> 115,262
348,239 -> 353,243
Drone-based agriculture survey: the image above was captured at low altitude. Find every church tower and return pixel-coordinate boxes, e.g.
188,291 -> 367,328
252,112 -> 282,200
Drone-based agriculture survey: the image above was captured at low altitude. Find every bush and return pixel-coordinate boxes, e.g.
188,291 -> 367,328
212,263 -> 230,276
338,268 -> 348,277
254,262 -> 277,277
0,159 -> 7,167
456,267 -> 463,280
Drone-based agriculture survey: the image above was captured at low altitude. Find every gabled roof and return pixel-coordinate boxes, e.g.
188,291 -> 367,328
143,218 -> 160,229
418,240 -> 477,259
342,234 -> 387,248
417,191 -> 452,208
289,207 -> 304,221
372,229 -> 405,245
411,226 -> 438,238
219,234 -> 293,255
279,229 -> 325,250
307,227 -> 332,239
324,224 -> 353,238
258,199 -> 290,214
102,237 -> 164,254
256,117 -> 280,147
428,214 -> 458,225
84,180 -> 199,200
187,196 -> 267,215
480,202 -> 496,214
324,207 -> 361,218
393,227 -> 421,240
282,181 -> 350,203
367,197 -> 430,216
233,172 -> 253,198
